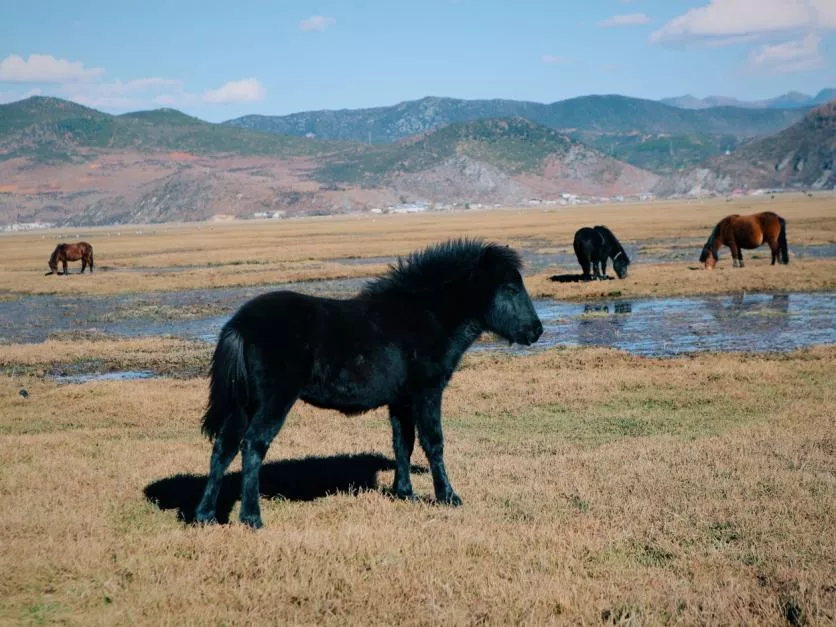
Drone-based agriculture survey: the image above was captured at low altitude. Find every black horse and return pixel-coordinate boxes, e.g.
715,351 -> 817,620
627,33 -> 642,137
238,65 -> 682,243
573,226 -> 631,280
195,239 -> 543,528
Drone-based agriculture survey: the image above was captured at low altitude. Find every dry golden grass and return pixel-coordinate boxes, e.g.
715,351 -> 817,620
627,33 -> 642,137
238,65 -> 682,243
1,193 -> 833,296
0,336 -> 210,379
1,343 -> 834,624
529,258 -> 836,301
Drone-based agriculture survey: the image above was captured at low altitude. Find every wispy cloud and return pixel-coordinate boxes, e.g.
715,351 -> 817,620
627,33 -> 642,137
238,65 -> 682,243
747,34 -> 825,73
203,78 -> 266,104
541,54 -> 567,64
598,13 -> 650,27
650,0 -> 836,44
299,15 -> 336,32
0,54 -> 104,83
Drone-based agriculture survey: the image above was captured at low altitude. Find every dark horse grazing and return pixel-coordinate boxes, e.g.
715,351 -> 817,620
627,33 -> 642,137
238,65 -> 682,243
573,226 -> 631,280
700,211 -> 788,269
45,242 -> 94,275
195,239 -> 543,528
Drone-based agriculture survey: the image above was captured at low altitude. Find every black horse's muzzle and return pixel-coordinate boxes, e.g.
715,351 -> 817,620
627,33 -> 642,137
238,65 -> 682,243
520,320 -> 543,346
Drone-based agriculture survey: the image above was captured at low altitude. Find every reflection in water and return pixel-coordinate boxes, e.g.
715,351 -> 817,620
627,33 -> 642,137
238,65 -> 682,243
703,293 -> 791,340
578,303 -> 633,348
475,292 -> 835,357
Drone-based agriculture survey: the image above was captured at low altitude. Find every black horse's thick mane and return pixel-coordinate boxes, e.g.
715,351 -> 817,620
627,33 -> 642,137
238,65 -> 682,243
595,226 -> 629,262
362,238 -> 522,296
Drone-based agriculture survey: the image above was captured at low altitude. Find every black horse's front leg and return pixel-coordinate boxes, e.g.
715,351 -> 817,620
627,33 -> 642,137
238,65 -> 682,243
601,259 -> 609,279
389,404 -> 416,500
414,391 -> 461,506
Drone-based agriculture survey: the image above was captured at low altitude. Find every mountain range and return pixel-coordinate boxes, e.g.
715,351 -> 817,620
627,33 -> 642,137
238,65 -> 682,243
224,94 -> 805,144
0,92 -> 833,226
660,89 -> 836,111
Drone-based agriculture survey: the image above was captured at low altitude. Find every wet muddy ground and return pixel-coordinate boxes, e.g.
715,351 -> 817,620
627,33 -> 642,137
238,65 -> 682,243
3,280 -> 834,361
2,240 -> 834,375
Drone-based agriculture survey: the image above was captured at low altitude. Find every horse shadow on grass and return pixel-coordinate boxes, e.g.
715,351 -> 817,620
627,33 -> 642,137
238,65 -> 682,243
549,273 -> 614,283
143,452 -> 428,524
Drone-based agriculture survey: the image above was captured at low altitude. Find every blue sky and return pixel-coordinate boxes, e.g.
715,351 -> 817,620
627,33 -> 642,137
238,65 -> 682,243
1,0 -> 834,121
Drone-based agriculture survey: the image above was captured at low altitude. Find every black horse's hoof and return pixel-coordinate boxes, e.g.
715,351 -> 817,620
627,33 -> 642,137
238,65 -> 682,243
194,511 -> 218,525
439,493 -> 463,507
392,488 -> 419,502
240,515 -> 263,529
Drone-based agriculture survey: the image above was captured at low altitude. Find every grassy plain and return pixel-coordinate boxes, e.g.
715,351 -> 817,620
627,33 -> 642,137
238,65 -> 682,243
1,194 -> 834,624
1,193 -> 834,297
0,344 -> 834,624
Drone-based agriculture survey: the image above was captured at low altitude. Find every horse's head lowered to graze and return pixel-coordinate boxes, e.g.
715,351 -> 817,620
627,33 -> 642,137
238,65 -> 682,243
597,226 -> 631,279
699,241 -> 718,270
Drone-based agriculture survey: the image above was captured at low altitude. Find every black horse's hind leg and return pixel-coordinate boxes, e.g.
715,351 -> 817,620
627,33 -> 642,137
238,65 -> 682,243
575,243 -> 592,280
414,392 -> 461,506
239,393 -> 297,528
195,418 -> 246,523
592,261 -> 602,280
389,404 -> 416,499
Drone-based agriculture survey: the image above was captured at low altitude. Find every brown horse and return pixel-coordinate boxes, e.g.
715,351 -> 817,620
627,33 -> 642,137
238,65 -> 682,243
46,242 -> 94,275
699,212 -> 788,269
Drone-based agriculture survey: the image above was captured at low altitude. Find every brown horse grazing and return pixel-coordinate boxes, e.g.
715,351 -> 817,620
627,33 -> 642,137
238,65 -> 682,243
46,242 -> 94,275
700,212 -> 788,270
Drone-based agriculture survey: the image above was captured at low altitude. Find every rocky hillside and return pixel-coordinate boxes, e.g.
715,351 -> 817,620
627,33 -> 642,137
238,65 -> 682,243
657,102 -> 836,196
0,99 -> 658,226
314,117 -> 659,203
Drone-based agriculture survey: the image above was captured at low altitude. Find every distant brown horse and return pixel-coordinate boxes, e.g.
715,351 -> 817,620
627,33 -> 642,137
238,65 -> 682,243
699,212 -> 788,269
46,242 -> 94,275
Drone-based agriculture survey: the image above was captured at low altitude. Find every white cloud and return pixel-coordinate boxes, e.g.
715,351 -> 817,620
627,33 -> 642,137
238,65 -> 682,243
747,33 -> 825,73
0,53 -> 104,83
650,0 -> 836,44
541,54 -> 567,64
203,78 -> 266,104
599,13 -> 650,27
299,15 -> 335,32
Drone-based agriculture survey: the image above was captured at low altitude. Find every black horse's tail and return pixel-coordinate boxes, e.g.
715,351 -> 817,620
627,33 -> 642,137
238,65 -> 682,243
202,326 -> 249,441
778,217 -> 789,264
